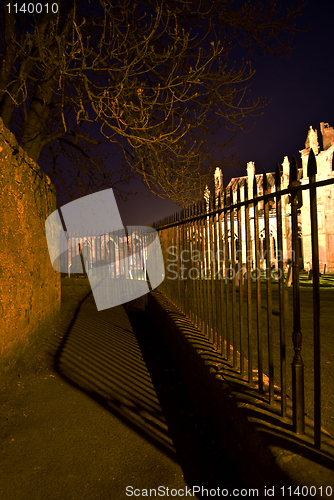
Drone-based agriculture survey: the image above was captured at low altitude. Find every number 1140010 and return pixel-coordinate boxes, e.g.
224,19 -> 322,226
280,486 -> 333,497
6,3 -> 58,14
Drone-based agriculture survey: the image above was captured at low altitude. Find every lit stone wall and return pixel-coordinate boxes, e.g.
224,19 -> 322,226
300,141 -> 334,273
0,118 -> 61,366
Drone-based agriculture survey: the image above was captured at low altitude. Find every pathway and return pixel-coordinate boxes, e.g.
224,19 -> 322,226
0,285 -> 245,500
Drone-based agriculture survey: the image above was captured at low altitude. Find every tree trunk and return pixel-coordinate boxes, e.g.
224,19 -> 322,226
20,77 -> 57,161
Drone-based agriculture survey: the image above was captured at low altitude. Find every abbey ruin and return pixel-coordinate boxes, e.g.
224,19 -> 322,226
210,123 -> 334,273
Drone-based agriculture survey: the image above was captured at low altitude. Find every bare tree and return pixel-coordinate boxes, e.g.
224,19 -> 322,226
0,0 -> 305,205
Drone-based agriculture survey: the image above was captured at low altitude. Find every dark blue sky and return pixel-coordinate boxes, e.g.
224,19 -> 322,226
116,0 -> 334,226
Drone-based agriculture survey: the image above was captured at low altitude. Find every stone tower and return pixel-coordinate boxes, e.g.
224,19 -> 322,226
305,125 -> 319,155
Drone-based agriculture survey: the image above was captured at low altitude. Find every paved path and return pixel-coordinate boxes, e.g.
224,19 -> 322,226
0,286 -> 245,500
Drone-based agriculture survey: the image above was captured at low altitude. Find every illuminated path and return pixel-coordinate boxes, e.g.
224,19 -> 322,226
0,284 -> 245,500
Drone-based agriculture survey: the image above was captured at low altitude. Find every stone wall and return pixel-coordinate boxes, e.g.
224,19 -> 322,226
0,118 -> 61,367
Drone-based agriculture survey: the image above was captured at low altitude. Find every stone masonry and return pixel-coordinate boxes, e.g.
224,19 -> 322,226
0,118 -> 61,366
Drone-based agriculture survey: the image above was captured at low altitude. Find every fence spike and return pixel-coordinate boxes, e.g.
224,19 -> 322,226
244,179 -> 248,200
275,162 -> 281,188
263,168 -> 267,192
227,188 -> 231,206
253,174 -> 257,197
224,188 -> 230,207
307,148 -> 317,177
237,182 -> 241,203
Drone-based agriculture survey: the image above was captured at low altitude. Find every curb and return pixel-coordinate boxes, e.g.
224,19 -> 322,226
146,290 -> 334,499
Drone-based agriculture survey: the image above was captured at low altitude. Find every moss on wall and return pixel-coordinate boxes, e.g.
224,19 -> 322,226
0,118 -> 61,368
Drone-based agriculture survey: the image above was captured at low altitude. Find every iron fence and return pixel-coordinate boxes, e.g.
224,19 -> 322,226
153,151 -> 334,450
59,227 -> 152,281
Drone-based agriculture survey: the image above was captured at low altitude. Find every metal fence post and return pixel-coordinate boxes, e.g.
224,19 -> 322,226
275,163 -> 287,417
253,177 -> 263,393
263,169 -> 274,403
308,148 -> 321,448
290,155 -> 305,435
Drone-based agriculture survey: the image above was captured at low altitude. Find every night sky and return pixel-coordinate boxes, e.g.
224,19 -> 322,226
51,1 -> 334,228
115,0 -> 334,227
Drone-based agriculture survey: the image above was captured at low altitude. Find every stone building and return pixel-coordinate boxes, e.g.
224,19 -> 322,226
209,123 -> 334,273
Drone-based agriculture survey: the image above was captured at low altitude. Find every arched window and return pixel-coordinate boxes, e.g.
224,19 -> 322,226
106,239 -> 116,276
106,239 -> 115,262
132,238 -> 143,272
81,241 -> 91,271
259,229 -> 277,262
273,237 -> 277,260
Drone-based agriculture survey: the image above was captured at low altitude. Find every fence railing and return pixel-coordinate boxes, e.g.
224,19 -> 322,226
153,151 -> 334,450
59,227 -> 152,281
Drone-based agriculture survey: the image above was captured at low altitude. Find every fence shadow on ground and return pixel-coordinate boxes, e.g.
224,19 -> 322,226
51,288 -> 246,496
156,295 -> 334,477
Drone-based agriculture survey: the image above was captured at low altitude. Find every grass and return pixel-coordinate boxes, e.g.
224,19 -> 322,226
223,276 -> 334,437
